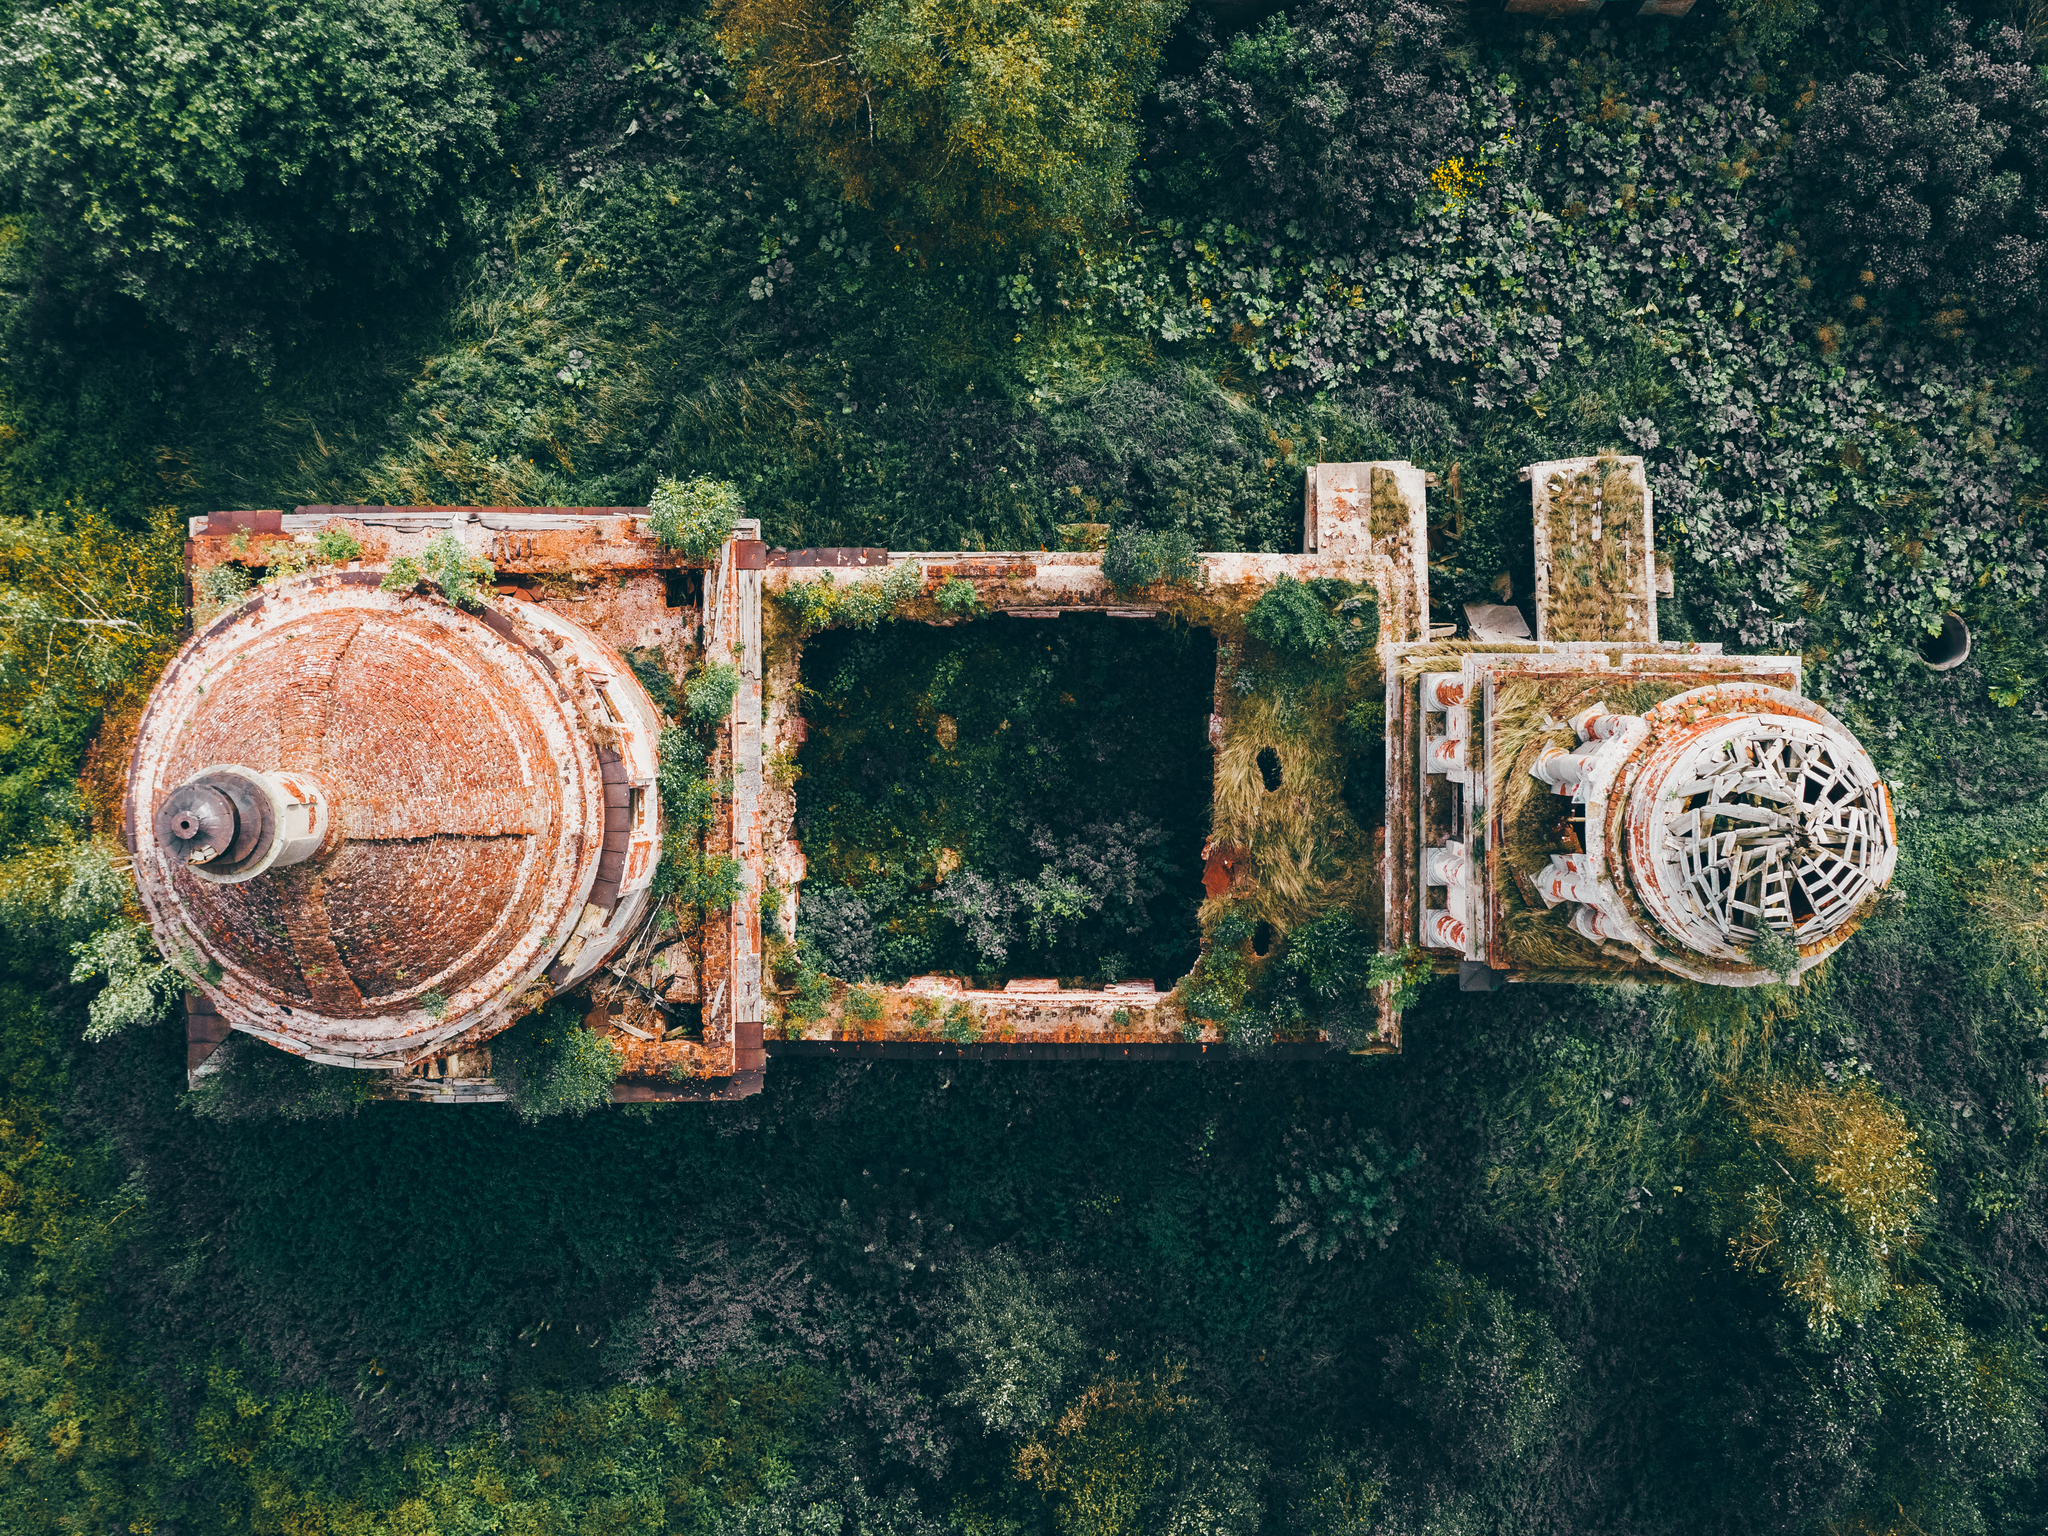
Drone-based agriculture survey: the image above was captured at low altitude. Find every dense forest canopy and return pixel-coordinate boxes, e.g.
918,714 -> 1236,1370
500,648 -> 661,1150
0,0 -> 2046,1532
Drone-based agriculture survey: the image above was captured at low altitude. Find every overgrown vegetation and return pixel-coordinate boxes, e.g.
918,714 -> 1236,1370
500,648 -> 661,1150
794,614 -> 1213,984
2,0 -> 2047,1530
492,997 -> 625,1123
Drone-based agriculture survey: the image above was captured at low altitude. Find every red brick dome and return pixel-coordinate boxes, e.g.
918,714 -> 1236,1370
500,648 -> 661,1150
127,573 -> 657,1066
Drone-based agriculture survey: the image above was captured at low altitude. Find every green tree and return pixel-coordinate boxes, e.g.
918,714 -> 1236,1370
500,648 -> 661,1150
714,0 -> 1185,243
1017,1365 -> 1264,1536
0,0 -> 496,366
941,1251 -> 1086,1436
492,1000 -> 624,1123
1707,1072 -> 1933,1336
1387,1263 -> 1575,1474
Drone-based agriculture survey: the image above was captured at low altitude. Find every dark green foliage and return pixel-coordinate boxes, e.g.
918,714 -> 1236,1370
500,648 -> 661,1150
798,884 -> 876,980
1247,573 -> 1342,654
939,1250 -> 1086,1436
187,1035 -> 377,1122
1151,0 -> 1462,250
492,999 -> 623,1123
795,615 -> 1214,983
1791,11 -> 2048,323
1385,1262 -> 1574,1475
0,0 -> 496,368
628,647 -> 682,719
938,1000 -> 981,1042
1272,1119 -> 1418,1260
1100,524 -> 1199,595
1187,909 -> 1408,1053
779,945 -> 834,1028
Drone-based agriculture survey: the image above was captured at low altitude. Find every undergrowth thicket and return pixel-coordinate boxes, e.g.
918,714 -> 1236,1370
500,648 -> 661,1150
793,615 -> 1213,986
0,0 -> 2044,1531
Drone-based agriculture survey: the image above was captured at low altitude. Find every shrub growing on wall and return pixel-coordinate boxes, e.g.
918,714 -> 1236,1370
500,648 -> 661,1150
0,0 -> 496,366
648,476 -> 746,560
1100,525 -> 1199,595
492,1000 -> 623,1123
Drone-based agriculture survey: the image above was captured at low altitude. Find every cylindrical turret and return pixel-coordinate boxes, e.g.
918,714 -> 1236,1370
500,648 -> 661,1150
156,766 -> 330,882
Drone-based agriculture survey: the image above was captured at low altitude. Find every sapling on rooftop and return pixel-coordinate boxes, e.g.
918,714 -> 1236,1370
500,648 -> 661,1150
647,476 -> 744,560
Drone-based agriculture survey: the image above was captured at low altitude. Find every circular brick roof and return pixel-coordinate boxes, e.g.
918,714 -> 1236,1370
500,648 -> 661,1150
128,574 -> 614,1065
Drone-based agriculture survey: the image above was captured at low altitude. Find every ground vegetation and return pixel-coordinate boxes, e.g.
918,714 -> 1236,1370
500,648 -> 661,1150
0,0 -> 2045,1532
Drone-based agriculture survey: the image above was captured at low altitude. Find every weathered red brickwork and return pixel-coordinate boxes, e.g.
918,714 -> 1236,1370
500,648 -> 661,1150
321,838 -> 534,998
151,605 -> 569,1016
128,576 -> 638,1065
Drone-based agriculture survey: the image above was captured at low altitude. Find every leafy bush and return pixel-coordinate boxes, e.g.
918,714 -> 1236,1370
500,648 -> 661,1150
492,1000 -> 623,1123
773,561 -> 922,635
1790,13 -> 2048,324
1017,1366 -> 1266,1536
1709,1072 -> 1932,1335
68,918 -> 182,1041
781,946 -> 833,1027
1272,1119 -> 1418,1261
197,563 -> 253,605
715,0 -> 1186,241
1386,1263 -> 1575,1473
0,0 -> 495,366
1867,1284 -> 2045,1484
938,1000 -> 980,1043
1246,574 -> 1342,655
628,647 -> 682,719
1100,524 -> 1199,595
416,531 -> 494,610
939,1251 -> 1085,1436
653,720 -> 742,917
312,526 -> 363,563
675,852 -> 746,913
1152,0 -> 1462,250
935,819 -> 1170,970
648,475 -> 745,560
934,870 -> 1016,966
843,984 -> 884,1026
685,660 -> 742,725
934,577 -> 981,617
799,884 -> 876,980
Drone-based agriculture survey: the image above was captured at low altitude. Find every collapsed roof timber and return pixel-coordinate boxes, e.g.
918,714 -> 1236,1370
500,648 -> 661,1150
125,457 -> 1898,1104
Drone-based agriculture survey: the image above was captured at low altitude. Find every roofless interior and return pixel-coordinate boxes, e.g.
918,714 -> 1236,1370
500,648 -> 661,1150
792,615 -> 1216,988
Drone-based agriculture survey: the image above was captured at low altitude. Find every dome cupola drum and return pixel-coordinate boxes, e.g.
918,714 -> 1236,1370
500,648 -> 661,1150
124,571 -> 664,1068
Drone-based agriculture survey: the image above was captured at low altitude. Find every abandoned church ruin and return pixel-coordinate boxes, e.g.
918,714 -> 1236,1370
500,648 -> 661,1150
122,455 -> 1897,1102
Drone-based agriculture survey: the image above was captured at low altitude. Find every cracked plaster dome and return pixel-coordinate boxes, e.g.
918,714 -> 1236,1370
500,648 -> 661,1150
126,572 -> 657,1067
1621,695 -> 1897,963
1525,684 -> 1899,984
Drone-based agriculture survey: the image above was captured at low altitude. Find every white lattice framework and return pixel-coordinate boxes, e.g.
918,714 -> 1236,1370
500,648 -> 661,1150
1639,716 -> 1894,948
